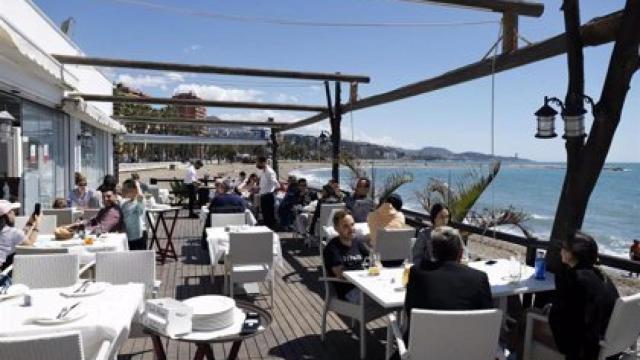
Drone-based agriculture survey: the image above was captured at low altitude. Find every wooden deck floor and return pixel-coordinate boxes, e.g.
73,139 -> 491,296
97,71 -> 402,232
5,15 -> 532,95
118,216 -> 390,360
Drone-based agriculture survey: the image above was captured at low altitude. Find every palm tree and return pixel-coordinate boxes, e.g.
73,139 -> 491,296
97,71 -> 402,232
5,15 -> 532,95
414,160 -> 531,237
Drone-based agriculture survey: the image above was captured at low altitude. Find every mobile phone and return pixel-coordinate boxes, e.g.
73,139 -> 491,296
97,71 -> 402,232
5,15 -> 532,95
485,260 -> 497,265
240,318 -> 260,335
33,203 -> 41,217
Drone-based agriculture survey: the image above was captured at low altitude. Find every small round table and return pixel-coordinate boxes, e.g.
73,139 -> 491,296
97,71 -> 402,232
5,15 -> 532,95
146,301 -> 272,360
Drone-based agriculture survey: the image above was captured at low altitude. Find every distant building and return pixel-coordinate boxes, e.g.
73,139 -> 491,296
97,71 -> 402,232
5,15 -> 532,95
172,91 -> 206,120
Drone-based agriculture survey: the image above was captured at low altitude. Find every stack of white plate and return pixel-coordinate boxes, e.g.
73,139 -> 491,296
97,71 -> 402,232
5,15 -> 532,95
182,296 -> 236,331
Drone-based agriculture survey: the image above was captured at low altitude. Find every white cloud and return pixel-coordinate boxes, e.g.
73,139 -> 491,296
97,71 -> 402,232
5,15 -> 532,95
183,44 -> 203,53
275,93 -> 299,103
174,84 -> 263,102
116,71 -> 186,91
216,110 -> 301,123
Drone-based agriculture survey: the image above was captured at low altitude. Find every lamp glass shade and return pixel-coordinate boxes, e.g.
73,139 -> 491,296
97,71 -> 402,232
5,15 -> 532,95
0,111 -> 13,139
535,115 -> 557,138
562,114 -> 586,138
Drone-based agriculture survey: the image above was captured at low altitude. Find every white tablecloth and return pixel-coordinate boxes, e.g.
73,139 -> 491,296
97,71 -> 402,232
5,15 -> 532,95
0,283 -> 145,360
34,233 -> 129,264
205,226 -> 282,268
343,259 -> 555,309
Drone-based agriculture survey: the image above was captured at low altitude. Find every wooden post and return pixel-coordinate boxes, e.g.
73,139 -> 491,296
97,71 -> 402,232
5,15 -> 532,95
331,80 -> 342,183
269,118 -> 280,179
502,11 -> 519,53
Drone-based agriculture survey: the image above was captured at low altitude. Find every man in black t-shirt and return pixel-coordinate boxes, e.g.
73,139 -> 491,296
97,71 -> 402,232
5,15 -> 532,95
323,210 -> 370,302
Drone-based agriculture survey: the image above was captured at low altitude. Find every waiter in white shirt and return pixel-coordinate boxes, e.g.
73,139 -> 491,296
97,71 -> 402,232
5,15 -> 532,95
256,156 -> 279,230
184,160 -> 203,218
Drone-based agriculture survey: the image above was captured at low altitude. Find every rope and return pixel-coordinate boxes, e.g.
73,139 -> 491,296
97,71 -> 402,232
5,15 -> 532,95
98,0 -> 499,28
488,23 -> 501,242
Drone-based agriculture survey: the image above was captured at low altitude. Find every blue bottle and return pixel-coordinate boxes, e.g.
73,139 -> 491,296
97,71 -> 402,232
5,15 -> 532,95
534,250 -> 546,280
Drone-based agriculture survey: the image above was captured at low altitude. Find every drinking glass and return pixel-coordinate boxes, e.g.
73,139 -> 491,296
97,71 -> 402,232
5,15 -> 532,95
507,255 -> 523,283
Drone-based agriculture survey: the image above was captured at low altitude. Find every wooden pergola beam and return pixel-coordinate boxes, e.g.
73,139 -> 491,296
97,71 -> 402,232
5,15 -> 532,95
282,10 -> 622,131
116,116 -> 290,129
67,94 -> 327,112
413,0 -> 544,17
54,55 -> 370,83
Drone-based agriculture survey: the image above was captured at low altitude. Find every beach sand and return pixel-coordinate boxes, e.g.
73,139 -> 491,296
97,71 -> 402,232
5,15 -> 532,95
120,161 -> 640,295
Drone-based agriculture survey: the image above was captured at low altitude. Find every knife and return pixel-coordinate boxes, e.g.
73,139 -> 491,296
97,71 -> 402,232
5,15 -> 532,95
73,280 -> 90,294
58,302 -> 80,319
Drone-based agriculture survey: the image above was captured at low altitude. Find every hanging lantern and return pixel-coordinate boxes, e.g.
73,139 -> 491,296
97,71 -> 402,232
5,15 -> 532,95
0,110 -> 15,141
534,97 -> 558,139
561,108 -> 587,139
318,130 -> 329,144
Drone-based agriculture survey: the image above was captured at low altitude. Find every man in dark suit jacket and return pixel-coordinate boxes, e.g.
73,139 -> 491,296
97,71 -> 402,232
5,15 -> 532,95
404,226 -> 493,340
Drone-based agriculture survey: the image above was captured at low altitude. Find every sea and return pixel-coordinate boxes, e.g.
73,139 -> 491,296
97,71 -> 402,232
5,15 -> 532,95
291,162 -> 639,257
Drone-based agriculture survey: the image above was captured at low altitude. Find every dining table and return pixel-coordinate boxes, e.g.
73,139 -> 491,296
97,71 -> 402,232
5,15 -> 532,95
342,258 -> 556,360
0,283 -> 145,360
32,233 -> 128,264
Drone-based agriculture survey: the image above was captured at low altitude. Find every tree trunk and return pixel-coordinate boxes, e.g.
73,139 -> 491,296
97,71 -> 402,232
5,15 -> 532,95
547,0 -> 640,272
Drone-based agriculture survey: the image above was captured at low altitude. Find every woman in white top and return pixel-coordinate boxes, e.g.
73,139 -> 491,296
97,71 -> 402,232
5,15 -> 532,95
0,201 -> 40,271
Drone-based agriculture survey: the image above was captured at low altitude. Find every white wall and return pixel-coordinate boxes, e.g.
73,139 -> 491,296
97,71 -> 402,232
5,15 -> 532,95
1,0 -> 113,116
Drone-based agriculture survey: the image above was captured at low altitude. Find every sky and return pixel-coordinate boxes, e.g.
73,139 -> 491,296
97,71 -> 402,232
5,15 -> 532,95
34,0 -> 639,162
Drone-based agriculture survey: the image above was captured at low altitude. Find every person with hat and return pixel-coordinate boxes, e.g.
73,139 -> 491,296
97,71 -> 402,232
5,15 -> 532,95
366,193 -> 409,249
0,201 -> 40,271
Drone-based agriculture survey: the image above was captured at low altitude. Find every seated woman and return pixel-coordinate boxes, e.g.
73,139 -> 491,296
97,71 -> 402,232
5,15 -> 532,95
67,172 -> 100,209
366,193 -> 408,250
536,231 -> 620,360
120,180 -> 146,250
0,201 -> 41,271
278,181 -> 300,230
412,203 -> 450,265
323,210 -> 370,303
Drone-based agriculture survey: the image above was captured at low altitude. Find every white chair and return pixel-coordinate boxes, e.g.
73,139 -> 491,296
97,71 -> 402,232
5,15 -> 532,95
81,209 -> 100,221
95,251 -> 159,298
38,215 -> 57,235
309,202 -> 345,249
386,308 -> 503,360
210,213 -> 247,228
0,331 -> 110,360
523,293 -> 640,360
43,208 -> 74,226
225,231 -> 274,307
376,228 -> 415,264
318,250 -> 389,345
147,186 -> 163,204
15,246 -> 68,255
12,254 -> 79,289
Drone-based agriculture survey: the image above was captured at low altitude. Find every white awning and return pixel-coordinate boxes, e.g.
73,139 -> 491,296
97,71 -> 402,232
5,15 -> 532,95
119,134 -> 268,146
0,15 -> 78,89
62,98 -> 127,134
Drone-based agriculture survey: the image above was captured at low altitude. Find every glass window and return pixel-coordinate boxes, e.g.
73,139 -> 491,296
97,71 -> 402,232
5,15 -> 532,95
79,122 -> 107,189
21,101 -> 68,211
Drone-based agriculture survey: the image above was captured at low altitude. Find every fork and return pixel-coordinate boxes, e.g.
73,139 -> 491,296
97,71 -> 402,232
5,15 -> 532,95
57,302 -> 80,319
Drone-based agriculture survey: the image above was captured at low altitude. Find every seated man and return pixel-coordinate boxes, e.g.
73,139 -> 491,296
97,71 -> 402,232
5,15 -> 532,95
69,188 -> 125,233
201,179 -> 248,248
323,210 -> 370,303
209,179 -> 248,214
404,226 -> 492,338
345,177 -> 374,223
293,178 -> 317,235
0,201 -> 40,271
367,193 -> 408,249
